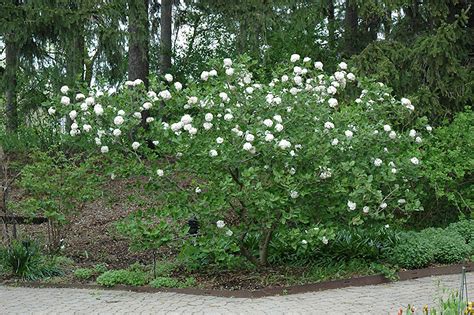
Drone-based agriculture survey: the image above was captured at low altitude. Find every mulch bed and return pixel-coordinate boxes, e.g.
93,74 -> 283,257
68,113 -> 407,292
4,262 -> 473,298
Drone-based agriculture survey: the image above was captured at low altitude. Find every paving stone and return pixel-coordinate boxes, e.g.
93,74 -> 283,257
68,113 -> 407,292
0,272 -> 472,314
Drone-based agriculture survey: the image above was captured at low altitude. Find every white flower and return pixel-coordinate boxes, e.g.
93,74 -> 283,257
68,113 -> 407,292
401,98 -> 411,106
273,97 -> 282,104
328,98 -> 338,108
83,124 -> 92,132
278,139 -> 291,150
113,129 -> 122,137
293,66 -> 302,74
203,122 -> 213,130
290,54 -> 300,62
164,73 -> 173,82
245,134 -> 255,142
147,91 -> 157,99
406,104 -> 415,111
223,58 -> 232,67
159,90 -> 172,100
265,133 -> 275,142
289,87 -> 299,95
133,112 -> 142,119
152,140 -> 159,146
216,137 -> 224,144
156,169 -> 164,177
345,130 -> 353,139
117,110 -> 125,116
204,113 -> 213,122
320,168 -> 332,179
114,116 -> 124,125
187,96 -> 198,105
385,224 -> 390,228
93,104 -> 104,116
322,236 -> 329,245
80,103 -> 88,111
410,157 -> 420,165
146,117 -> 155,123
415,136 -> 422,143
195,187 -> 202,193
95,137 -> 101,145
132,142 -> 141,150
219,92 -> 229,102
263,119 -> 273,127
96,91 -> 104,97
243,142 -> 253,151
225,68 -> 234,76
125,80 -> 134,87
380,202 -> 388,209
209,69 -> 218,76
409,129 -> 417,137
100,146 -> 109,154
301,239 -> 308,245
426,125 -> 432,132
294,75 -> 303,85
327,86 -> 337,95
200,71 -> 209,81
273,115 -> 282,123
314,61 -> 323,70
324,122 -> 335,129
226,229 -> 233,237
363,206 -> 370,214
347,73 -> 356,81
108,88 -> 116,96
338,62 -> 348,70
331,138 -> 339,146
303,57 -> 311,62
347,200 -> 357,211
60,96 -> 70,105
290,190 -> 299,199
174,82 -> 182,91
209,149 -> 218,157
216,220 -> 226,229
374,158 -> 383,167
224,113 -> 233,121
48,107 -> 56,115
398,199 -> 406,204
245,87 -> 254,94
391,168 -> 397,174
281,75 -> 289,82
334,71 -> 345,81
133,79 -> 143,86
275,123 -> 284,132
75,93 -> 85,101
59,85 -> 69,94
181,114 -> 193,125
85,97 -> 95,106
389,131 -> 397,139
383,125 -> 391,132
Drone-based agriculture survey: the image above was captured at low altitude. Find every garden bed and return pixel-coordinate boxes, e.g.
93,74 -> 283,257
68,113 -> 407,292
3,262 -> 473,298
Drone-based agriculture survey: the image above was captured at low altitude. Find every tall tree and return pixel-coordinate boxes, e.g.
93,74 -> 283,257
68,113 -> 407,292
4,38 -> 19,133
128,0 -> 150,87
343,0 -> 358,56
160,0 -> 173,74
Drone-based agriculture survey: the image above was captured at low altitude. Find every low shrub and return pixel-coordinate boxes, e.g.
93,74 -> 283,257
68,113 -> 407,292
0,240 -> 63,280
149,276 -> 196,288
388,232 -> 435,269
420,228 -> 472,264
74,264 -> 108,280
447,220 -> 474,246
96,269 -> 150,287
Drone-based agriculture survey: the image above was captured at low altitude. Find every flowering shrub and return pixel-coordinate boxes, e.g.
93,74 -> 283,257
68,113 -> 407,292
45,55 -> 431,267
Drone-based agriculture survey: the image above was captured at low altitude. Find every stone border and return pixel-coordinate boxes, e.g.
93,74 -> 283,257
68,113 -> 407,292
3,262 -> 473,298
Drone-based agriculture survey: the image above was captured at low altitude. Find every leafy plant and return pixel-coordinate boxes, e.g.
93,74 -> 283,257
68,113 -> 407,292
420,228 -> 472,264
388,232 -> 435,269
149,276 -> 196,288
73,268 -> 95,280
96,269 -> 150,287
0,240 -> 62,280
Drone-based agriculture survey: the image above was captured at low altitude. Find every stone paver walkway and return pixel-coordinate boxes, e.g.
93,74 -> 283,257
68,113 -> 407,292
0,272 -> 472,314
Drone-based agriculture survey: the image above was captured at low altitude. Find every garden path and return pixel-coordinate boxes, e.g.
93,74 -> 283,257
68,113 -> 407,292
1,272 -> 473,314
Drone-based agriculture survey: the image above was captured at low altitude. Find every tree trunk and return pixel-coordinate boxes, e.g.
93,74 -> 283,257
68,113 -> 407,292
160,0 -> 172,74
4,39 -> 19,133
327,0 -> 336,50
343,0 -> 358,57
128,0 -> 150,87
